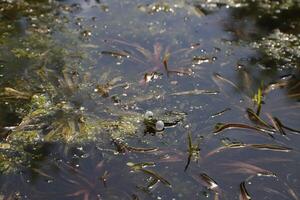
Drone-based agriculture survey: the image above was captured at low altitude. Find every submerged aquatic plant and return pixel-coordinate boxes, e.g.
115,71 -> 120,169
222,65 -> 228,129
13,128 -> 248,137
127,161 -> 172,190
20,146 -> 133,200
102,39 -> 201,84
0,64 -> 186,173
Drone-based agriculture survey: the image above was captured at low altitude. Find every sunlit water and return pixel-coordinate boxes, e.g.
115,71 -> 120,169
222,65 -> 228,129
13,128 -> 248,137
0,1 -> 299,199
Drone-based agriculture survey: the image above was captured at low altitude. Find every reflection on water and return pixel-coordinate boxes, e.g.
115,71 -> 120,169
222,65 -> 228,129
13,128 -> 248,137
0,0 -> 299,199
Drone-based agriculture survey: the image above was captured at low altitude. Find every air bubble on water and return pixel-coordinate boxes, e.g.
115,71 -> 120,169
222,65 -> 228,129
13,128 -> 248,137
81,153 -> 89,158
145,111 -> 154,118
47,179 -> 53,183
155,120 -> 164,131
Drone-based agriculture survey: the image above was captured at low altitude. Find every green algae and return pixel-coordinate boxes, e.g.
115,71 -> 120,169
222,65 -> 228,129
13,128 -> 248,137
0,129 -> 42,174
0,86 -> 186,173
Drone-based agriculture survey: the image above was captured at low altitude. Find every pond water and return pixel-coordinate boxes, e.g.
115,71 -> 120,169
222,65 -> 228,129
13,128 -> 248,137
0,0 -> 299,199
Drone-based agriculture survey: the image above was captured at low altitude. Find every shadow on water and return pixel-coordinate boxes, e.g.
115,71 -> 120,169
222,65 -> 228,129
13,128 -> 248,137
0,0 -> 299,199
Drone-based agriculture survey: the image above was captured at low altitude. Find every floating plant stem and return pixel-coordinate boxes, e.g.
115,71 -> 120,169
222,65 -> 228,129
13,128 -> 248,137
284,182 -> 300,200
131,194 -> 140,200
205,143 -> 291,158
199,173 -> 219,190
184,154 -> 192,172
205,142 -> 247,158
146,177 -> 160,190
266,114 -> 286,136
185,132 -> 194,171
0,87 -> 32,100
126,145 -> 158,153
170,89 -> 219,96
113,139 -> 158,153
210,108 -> 231,118
127,162 -> 171,187
184,132 -> 200,171
198,173 -> 221,200
100,170 -> 109,188
212,73 -> 240,91
139,169 -> 171,187
279,120 -> 300,134
213,123 -> 274,138
101,50 -> 130,58
163,53 -> 170,73
126,162 -> 156,170
239,181 -> 251,200
253,86 -> 263,115
246,108 -> 274,130
263,80 -> 289,95
162,52 -> 192,75
282,125 -> 300,134
267,115 -> 300,135
31,168 -> 55,180
221,161 -> 276,177
248,144 -> 292,152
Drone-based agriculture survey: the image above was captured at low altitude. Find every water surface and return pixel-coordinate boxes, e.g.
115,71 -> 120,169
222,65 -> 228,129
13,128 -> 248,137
0,1 -> 299,199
